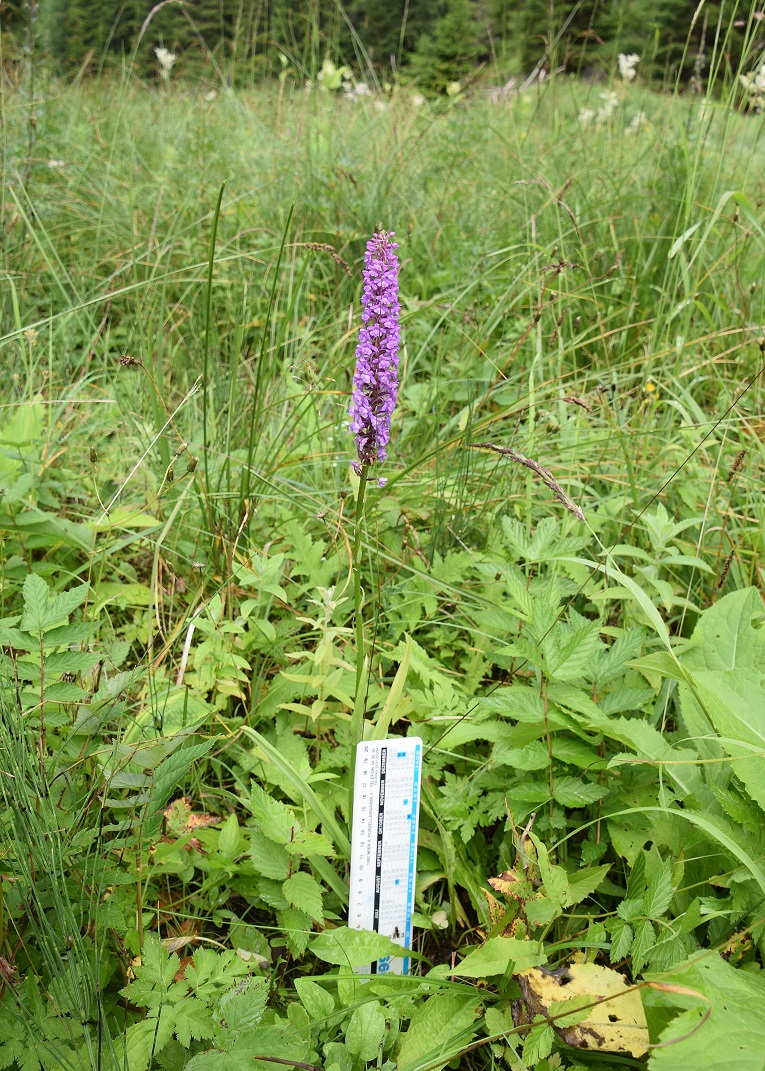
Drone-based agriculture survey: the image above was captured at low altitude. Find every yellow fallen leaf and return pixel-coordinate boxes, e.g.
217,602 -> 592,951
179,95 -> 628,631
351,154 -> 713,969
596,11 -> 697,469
516,962 -> 649,1058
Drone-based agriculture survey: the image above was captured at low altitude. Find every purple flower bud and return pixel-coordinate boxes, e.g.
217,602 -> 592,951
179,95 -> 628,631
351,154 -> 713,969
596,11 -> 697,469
349,231 -> 401,469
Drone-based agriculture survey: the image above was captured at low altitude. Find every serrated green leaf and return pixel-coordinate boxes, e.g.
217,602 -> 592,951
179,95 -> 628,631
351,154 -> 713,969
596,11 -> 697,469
216,977 -> 268,1034
171,998 -> 215,1048
288,829 -> 335,857
643,859 -> 674,918
630,918 -> 656,974
20,574 -> 50,633
250,831 -> 290,879
648,951 -> 765,1071
610,918 -> 633,961
282,872 -> 324,922
249,782 -> 299,844
553,776 -> 605,807
279,907 -> 313,957
566,864 -> 610,904
521,1017 -> 554,1065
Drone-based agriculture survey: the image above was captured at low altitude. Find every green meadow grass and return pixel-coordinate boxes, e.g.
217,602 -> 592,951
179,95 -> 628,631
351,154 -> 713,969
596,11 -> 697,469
1,67 -> 765,1069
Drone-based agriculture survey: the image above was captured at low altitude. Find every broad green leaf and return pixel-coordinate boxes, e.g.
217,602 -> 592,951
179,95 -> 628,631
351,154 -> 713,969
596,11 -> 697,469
345,1000 -> 386,1062
309,927 -> 406,967
452,937 -> 547,977
691,669 -> 765,810
294,977 -> 335,1020
649,952 -> 765,1071
397,993 -> 480,1071
218,814 -> 241,858
566,864 -> 610,904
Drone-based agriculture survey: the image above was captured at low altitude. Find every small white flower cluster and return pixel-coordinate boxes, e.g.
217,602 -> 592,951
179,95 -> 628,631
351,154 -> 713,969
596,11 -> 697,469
625,110 -> 647,134
739,61 -> 765,111
154,46 -> 176,83
578,90 -> 619,126
343,80 -> 371,101
618,53 -> 640,82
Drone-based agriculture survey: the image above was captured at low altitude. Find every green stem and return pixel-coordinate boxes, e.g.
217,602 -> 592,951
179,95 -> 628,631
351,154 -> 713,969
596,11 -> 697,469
353,464 -> 370,699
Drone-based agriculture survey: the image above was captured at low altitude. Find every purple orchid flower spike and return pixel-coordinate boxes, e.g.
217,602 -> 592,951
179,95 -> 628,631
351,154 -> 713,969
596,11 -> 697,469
349,231 -> 401,480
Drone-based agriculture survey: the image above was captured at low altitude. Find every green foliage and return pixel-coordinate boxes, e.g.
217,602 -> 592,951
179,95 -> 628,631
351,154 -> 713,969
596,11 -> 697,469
2,57 -> 765,1071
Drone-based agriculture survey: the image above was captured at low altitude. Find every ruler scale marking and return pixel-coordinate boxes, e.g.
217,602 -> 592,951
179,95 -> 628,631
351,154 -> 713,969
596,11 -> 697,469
349,738 -> 422,975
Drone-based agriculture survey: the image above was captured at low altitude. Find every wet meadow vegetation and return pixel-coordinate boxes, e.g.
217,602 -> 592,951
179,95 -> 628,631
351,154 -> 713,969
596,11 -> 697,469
1,61 -> 765,1071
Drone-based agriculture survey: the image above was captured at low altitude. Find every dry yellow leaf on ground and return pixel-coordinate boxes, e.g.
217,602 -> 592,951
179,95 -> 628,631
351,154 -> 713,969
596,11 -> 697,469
516,962 -> 649,1058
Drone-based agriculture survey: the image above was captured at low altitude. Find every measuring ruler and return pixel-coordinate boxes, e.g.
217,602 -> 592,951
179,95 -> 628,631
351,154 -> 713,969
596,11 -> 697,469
349,738 -> 423,975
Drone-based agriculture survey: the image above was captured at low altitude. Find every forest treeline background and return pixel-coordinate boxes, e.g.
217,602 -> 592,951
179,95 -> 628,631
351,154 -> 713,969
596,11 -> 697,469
2,0 -> 762,92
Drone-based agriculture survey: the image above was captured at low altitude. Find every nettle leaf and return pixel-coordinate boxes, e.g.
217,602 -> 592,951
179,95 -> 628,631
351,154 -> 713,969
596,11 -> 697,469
288,829 -> 335,857
20,574 -> 52,634
282,872 -> 324,922
609,918 -> 634,961
216,977 -> 269,1034
249,783 -> 300,844
648,951 -> 765,1071
566,864 -> 610,904
553,777 -> 605,807
250,831 -> 291,880
643,859 -> 674,918
630,919 -> 656,974
280,907 -> 314,957
544,619 -> 602,681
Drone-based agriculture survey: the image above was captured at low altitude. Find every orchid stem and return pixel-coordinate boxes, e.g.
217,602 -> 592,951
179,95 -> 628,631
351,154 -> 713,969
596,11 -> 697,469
353,464 -> 370,701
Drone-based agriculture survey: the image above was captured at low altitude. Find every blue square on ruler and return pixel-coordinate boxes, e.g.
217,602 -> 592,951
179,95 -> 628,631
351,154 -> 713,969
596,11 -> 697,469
397,751 -> 405,757
403,798 -> 409,805
407,814 -> 412,819
395,879 -> 400,885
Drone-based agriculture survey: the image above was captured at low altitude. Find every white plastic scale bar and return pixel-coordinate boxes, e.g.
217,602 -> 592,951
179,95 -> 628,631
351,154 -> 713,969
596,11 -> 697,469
349,738 -> 423,975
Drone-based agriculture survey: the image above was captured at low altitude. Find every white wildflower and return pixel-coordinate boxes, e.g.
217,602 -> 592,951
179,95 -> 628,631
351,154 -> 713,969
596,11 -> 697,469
626,110 -> 647,134
411,92 -> 426,107
618,53 -> 640,82
47,159 -> 67,168
154,46 -> 176,83
598,90 -> 619,120
740,61 -> 765,111
578,107 -> 595,126
204,90 -> 217,102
